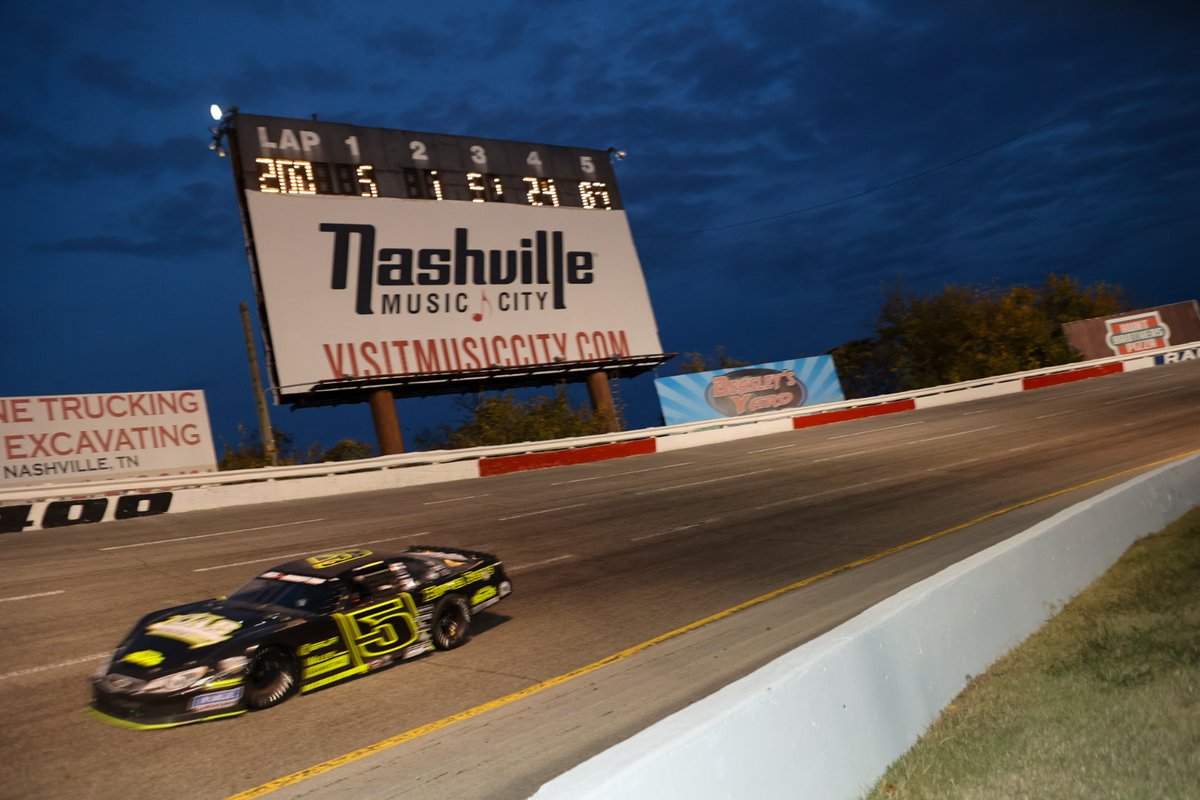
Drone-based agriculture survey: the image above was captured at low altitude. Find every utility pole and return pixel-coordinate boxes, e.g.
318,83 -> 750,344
586,371 -> 621,433
240,302 -> 278,466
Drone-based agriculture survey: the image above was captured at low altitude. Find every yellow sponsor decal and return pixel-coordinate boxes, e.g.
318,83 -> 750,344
298,636 -> 341,656
307,550 -> 373,569
145,613 -> 242,648
303,652 -> 352,679
470,585 -> 498,605
422,566 -> 495,602
121,650 -> 164,667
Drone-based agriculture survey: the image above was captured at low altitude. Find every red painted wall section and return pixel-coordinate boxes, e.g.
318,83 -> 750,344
792,399 -> 918,430
1023,362 -> 1123,390
479,438 -> 658,477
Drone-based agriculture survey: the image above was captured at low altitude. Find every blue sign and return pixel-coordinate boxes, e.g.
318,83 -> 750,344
655,356 -> 844,425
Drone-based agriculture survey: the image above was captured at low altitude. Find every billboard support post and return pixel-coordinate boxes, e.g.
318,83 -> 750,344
239,302 -> 277,466
587,371 -> 620,433
369,389 -> 405,455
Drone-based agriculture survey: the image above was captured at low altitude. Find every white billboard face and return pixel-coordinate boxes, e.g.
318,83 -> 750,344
246,193 -> 663,397
1,391 -> 218,488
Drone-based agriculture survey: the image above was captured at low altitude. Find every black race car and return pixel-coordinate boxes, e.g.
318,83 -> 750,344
90,546 -> 512,729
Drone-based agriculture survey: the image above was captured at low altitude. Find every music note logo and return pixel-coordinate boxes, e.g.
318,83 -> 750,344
472,291 -> 493,322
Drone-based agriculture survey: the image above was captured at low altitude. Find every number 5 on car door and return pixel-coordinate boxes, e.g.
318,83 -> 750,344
335,594 -> 420,660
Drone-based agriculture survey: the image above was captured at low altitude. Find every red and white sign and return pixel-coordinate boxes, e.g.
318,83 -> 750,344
0,390 -> 218,488
1062,301 -> 1200,360
1104,310 -> 1171,355
245,194 -> 663,398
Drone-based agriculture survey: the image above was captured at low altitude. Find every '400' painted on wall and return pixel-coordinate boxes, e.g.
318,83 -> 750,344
0,492 -> 172,534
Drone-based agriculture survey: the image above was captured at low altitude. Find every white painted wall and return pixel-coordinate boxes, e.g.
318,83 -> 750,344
912,381 -> 1021,408
530,454 -> 1200,800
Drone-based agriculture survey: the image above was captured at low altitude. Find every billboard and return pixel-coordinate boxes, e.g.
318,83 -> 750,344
228,113 -> 667,403
0,390 -> 217,488
654,357 -> 845,425
1062,300 -> 1200,360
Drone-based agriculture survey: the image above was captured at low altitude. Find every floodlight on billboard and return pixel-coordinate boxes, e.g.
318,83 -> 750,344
225,113 -> 668,404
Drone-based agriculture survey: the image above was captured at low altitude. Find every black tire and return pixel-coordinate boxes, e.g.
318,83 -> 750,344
243,646 -> 298,710
431,595 -> 472,650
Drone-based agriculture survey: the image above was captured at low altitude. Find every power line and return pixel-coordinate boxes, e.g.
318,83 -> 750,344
642,95 -> 1116,238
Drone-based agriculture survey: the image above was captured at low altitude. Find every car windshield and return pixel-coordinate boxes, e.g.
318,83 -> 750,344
227,577 -> 342,614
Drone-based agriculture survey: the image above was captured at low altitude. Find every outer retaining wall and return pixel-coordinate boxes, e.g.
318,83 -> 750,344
3,346 -> 1195,533
531,454 -> 1200,800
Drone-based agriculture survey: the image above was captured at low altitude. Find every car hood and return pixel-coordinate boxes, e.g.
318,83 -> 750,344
107,599 -> 299,678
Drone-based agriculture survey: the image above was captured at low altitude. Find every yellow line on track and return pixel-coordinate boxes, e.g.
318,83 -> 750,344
227,449 -> 1199,799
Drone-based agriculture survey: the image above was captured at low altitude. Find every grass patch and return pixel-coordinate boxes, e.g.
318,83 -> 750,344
864,507 -> 1200,800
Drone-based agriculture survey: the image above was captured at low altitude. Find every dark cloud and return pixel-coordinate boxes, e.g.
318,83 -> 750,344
23,134 -> 205,183
32,181 -> 238,258
67,54 -> 180,105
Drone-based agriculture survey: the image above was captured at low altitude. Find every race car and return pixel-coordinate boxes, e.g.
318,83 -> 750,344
90,546 -> 511,729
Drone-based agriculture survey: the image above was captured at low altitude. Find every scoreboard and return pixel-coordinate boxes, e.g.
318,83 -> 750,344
226,113 -> 667,404
238,114 -> 624,210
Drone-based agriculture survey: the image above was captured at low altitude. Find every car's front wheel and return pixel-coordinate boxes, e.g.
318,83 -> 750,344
431,595 -> 472,650
244,645 -> 298,709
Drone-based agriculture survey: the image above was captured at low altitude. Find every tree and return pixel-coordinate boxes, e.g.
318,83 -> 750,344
831,274 -> 1128,398
415,388 -> 616,450
218,425 -> 293,470
827,336 -> 899,399
1035,273 -> 1129,361
678,346 -> 751,374
218,425 -> 375,469
320,439 -> 375,461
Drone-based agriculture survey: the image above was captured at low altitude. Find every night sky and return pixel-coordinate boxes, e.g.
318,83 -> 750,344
3,1 -> 1197,454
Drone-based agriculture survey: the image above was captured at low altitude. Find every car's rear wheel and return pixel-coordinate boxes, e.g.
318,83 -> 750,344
244,646 -> 298,709
431,595 -> 472,650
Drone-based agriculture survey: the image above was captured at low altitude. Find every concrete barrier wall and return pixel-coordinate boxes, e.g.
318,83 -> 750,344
912,380 -> 1021,408
531,454 -> 1200,800
169,459 -> 481,512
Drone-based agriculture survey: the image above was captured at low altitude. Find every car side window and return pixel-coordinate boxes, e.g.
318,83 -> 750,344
396,557 -> 437,583
347,567 -> 402,607
388,561 -> 419,591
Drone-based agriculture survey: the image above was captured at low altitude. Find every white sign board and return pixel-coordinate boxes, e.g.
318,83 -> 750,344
0,390 -> 218,488
246,194 -> 662,396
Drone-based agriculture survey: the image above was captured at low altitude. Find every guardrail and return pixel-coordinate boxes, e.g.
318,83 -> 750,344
1,343 -> 1195,533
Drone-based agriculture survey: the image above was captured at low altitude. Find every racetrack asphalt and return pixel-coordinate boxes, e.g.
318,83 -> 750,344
1,359 -> 1197,800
